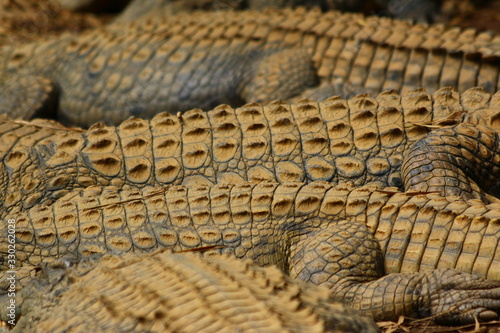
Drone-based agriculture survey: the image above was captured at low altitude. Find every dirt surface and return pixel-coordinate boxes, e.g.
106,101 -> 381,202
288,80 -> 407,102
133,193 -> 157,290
0,0 -> 108,46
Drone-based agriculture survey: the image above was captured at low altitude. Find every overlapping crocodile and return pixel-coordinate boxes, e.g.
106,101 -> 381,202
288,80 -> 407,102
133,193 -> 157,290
114,0 -> 442,23
1,87 -> 499,218
3,181 -> 500,326
11,250 -> 380,332
2,87 -> 500,329
1,7 -> 499,126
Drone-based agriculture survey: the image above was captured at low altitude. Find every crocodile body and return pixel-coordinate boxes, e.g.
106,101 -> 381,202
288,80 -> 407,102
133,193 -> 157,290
3,181 -> 500,325
2,88 -> 500,216
114,0 -> 370,23
1,7 -> 499,126
81,0 -> 459,25
2,88 -> 500,327
12,251 -> 379,333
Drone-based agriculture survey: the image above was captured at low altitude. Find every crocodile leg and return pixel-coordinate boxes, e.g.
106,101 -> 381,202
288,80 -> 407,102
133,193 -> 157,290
402,123 -> 500,201
289,220 -> 500,324
2,8 -> 499,126
2,181 -> 500,325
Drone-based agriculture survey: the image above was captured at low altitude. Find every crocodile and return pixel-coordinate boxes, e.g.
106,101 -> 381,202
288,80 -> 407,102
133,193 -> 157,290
11,250 -> 379,333
1,87 -> 500,218
1,90 -> 500,328
3,181 -> 500,326
1,7 -> 499,126
54,0 -> 475,23
113,0 -> 370,23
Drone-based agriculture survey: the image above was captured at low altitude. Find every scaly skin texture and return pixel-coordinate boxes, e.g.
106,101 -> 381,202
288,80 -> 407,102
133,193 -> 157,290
1,7 -> 499,126
107,0 -> 466,25
12,251 -> 379,333
1,87 -> 500,215
3,182 -> 500,324
401,124 -> 500,198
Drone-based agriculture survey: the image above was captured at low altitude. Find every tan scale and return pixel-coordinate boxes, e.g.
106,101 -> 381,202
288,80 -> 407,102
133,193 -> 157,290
347,42 -> 376,88
266,104 -> 299,154
241,104 -> 276,181
363,185 -> 396,232
458,56 -> 481,91
150,113 -> 183,184
124,190 -> 157,250
181,109 -> 214,183
75,194 -> 107,256
437,213 -> 473,268
456,215 -> 492,276
440,53 -> 463,88
375,91 -> 405,149
432,87 -> 464,119
319,96 -> 354,157
27,206 -> 59,264
229,184 -> 254,226
0,120 -> 65,152
295,182 -> 331,216
319,184 -> 350,217
209,183 -> 233,227
3,181 -> 500,325
272,183 -> 302,217
187,184 -> 211,226
1,88 -> 500,213
478,60 -> 499,94
52,201 -> 79,250
207,104 -> 244,181
331,39 -> 359,83
2,8 -> 500,125
385,201 -> 429,273
165,186 -> 191,229
82,122 -> 124,178
399,90 -> 437,146
401,49 -> 427,94
348,94 -> 379,155
118,117 -> 154,184
236,103 -> 272,176
461,87 -> 492,112
364,44 -> 391,92
321,37 -> 345,82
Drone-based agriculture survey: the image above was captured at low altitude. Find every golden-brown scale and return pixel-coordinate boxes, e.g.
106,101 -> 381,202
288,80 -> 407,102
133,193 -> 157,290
401,122 -> 500,199
1,87 -> 500,214
1,8 -> 499,126
3,182 -> 500,324
4,182 -> 500,279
